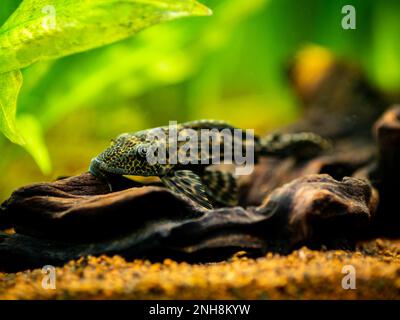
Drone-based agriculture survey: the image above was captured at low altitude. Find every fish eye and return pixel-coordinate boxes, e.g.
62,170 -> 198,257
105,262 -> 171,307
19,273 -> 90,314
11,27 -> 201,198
137,145 -> 148,158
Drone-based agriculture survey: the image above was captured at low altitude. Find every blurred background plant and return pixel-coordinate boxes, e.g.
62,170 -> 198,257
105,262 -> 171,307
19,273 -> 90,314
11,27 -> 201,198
0,0 -> 399,201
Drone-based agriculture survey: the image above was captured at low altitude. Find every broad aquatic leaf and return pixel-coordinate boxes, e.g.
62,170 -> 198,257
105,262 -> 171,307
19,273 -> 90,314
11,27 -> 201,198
17,114 -> 51,174
17,0 -> 266,129
0,0 -> 212,74
0,70 -> 25,144
0,0 -> 23,26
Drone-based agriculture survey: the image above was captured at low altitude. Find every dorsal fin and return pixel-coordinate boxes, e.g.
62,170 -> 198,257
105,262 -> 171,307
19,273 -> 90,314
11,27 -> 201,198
180,119 -> 236,131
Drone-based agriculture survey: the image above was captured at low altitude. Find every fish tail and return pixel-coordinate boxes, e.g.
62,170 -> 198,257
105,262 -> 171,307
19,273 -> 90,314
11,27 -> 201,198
257,132 -> 331,160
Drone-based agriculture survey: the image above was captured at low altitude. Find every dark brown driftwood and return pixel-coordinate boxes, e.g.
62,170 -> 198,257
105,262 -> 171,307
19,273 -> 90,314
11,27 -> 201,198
0,174 -> 376,272
0,173 -> 203,241
259,174 -> 378,245
370,106 -> 400,235
237,53 -> 388,208
239,146 -> 375,206
287,48 -> 389,140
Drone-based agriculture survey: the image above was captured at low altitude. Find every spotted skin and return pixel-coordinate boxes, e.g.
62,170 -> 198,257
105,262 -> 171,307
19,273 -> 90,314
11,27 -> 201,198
90,120 -> 330,210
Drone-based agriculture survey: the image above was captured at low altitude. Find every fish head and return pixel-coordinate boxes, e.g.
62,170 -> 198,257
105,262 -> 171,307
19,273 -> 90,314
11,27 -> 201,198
89,131 -> 169,178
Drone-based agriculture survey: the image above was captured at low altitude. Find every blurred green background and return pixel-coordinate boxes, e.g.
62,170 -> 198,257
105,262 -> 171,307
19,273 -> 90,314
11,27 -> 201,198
1,0 -> 400,201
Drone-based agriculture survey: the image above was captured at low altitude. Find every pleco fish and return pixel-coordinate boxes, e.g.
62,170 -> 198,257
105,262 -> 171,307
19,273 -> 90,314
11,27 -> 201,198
90,120 -> 330,210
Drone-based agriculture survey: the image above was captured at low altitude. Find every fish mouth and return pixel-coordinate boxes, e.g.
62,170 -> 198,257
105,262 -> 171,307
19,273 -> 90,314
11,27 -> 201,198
89,158 -> 127,177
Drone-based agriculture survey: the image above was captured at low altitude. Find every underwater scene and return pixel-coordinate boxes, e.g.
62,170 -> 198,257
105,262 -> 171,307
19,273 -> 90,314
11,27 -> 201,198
0,0 -> 400,303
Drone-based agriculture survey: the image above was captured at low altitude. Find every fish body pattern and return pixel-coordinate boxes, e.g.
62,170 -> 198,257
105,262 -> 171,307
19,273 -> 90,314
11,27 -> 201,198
90,120 -> 329,210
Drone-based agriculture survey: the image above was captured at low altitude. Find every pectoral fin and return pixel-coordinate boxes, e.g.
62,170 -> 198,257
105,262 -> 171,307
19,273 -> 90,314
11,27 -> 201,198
201,170 -> 238,206
161,170 -> 213,210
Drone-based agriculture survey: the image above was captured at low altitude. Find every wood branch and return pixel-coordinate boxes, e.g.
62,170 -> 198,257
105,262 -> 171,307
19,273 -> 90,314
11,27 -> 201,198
0,172 -> 376,272
239,146 -> 375,206
371,106 -> 400,235
287,47 -> 389,139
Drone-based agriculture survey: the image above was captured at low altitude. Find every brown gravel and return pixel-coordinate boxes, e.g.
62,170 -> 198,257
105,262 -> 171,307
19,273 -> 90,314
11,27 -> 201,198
0,238 -> 399,300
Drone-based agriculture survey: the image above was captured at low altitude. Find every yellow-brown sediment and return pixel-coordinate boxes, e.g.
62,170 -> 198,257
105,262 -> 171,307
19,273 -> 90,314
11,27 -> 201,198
0,239 -> 399,300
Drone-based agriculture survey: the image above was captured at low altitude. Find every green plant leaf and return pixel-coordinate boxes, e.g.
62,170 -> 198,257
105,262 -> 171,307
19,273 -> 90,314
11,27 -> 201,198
0,70 -> 25,144
0,0 -> 23,26
17,114 -> 51,174
0,0 -> 212,74
17,0 -> 265,129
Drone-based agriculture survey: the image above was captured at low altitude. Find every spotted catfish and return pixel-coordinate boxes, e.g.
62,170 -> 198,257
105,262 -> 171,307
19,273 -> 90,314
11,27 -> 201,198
89,120 -> 330,210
